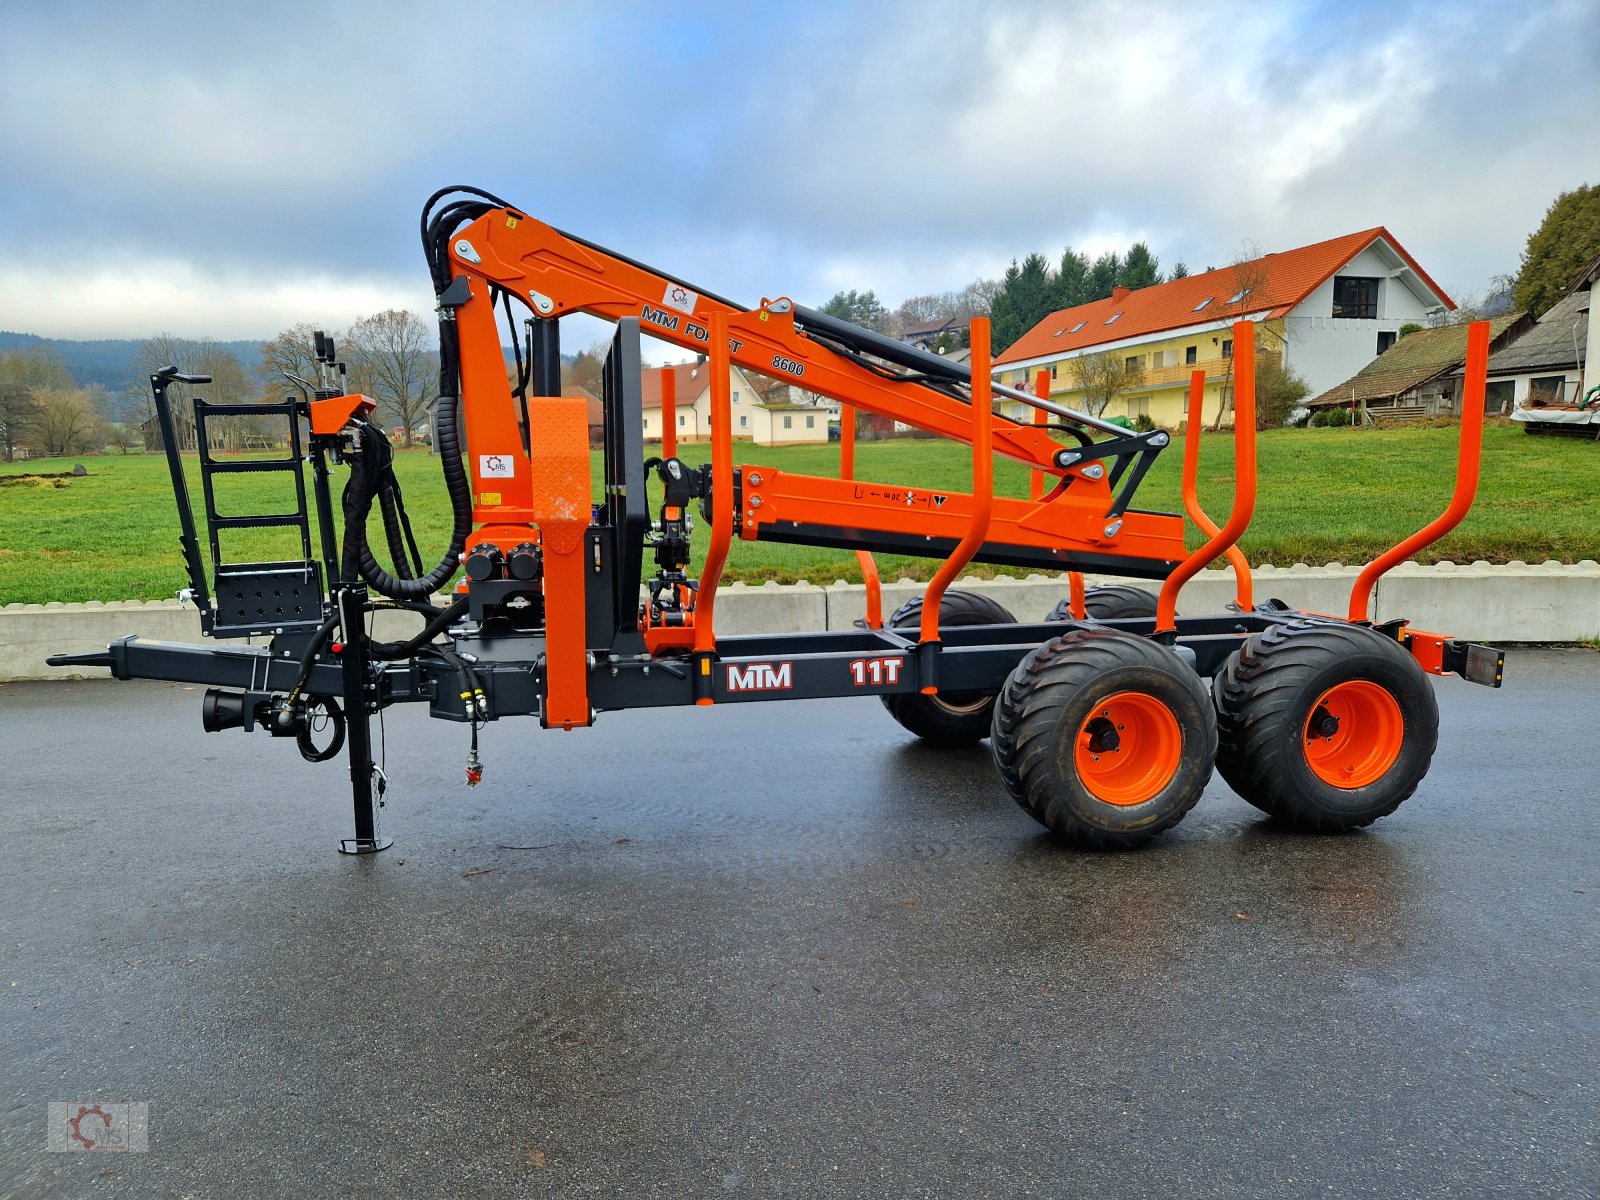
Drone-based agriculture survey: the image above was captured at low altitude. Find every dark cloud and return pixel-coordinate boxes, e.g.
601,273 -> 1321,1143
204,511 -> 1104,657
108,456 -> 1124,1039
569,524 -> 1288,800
0,0 -> 1593,337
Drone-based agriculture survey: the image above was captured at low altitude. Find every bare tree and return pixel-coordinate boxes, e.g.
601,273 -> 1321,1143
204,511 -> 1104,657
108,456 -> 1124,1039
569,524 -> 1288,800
0,381 -> 40,460
130,333 -> 200,449
345,310 -> 438,448
0,346 -> 73,460
1211,241 -> 1276,430
561,339 -> 608,395
1068,350 -> 1146,417
34,388 -> 103,456
958,277 -> 1002,316
127,335 -> 262,451
261,323 -> 334,394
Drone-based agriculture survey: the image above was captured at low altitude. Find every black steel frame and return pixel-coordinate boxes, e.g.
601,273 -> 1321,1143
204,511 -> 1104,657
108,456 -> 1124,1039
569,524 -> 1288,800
57,323 -> 1502,855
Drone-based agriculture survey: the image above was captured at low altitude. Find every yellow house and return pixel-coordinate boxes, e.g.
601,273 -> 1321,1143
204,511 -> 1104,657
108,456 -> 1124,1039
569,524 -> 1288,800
640,360 -> 829,446
991,228 -> 1454,428
640,359 -> 762,443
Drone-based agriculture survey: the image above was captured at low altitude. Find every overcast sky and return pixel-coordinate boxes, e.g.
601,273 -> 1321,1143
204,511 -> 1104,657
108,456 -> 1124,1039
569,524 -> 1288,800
1,0 -> 1595,354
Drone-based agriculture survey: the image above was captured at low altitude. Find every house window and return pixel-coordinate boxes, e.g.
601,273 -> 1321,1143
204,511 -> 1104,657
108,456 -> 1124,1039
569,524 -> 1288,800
1185,345 -> 1197,365
739,414 -> 748,428
1050,364 -> 1058,380
1376,330 -> 1397,354
677,414 -> 685,426
1528,376 -> 1567,404
1332,276 -> 1380,319
732,390 -> 740,405
1221,339 -> 1233,358
783,415 -> 792,429
806,415 -> 815,428
1485,380 -> 1514,414
1125,356 -> 1139,370
1127,397 -> 1149,418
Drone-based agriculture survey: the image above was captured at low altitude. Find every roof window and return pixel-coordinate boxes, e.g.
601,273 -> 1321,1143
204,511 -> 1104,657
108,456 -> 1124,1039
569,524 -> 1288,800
1192,297 -> 1212,312
1227,288 -> 1250,303
1054,328 -> 1065,337
1104,312 -> 1121,325
1070,320 -> 1086,333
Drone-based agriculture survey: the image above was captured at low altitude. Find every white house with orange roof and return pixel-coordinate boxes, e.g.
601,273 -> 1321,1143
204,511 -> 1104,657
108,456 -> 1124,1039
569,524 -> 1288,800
991,229 -> 1454,427
640,359 -> 829,446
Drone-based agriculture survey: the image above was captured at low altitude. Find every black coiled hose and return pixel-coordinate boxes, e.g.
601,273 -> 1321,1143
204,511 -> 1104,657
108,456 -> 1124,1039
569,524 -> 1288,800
341,404 -> 472,600
337,187 -> 518,603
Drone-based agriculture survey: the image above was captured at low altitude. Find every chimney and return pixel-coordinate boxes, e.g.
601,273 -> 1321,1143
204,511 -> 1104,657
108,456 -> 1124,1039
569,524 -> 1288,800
1111,286 -> 1130,302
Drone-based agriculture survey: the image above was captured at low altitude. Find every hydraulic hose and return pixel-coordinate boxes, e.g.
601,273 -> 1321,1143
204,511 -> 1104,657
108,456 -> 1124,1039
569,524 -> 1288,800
335,187 -> 510,603
366,595 -> 470,662
341,391 -> 472,600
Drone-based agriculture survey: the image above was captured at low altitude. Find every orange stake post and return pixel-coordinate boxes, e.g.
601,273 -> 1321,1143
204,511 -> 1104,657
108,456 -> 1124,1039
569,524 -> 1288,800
661,367 -> 677,458
692,312 -> 735,701
840,403 -> 883,628
1067,571 -> 1087,620
1181,369 -> 1253,611
1348,320 -> 1490,622
1029,369 -> 1050,502
919,317 -> 994,682
1155,322 -> 1258,634
1037,368 -> 1089,618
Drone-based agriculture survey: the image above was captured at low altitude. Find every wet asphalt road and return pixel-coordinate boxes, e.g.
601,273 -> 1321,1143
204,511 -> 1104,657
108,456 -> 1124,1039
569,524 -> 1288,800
1,648 -> 1596,1199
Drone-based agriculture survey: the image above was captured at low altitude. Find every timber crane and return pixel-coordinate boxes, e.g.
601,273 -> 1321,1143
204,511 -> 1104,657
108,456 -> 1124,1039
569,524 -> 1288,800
49,186 -> 1505,853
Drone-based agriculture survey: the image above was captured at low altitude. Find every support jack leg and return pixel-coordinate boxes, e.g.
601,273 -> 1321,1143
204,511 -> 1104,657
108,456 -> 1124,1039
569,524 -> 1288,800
334,585 -> 393,856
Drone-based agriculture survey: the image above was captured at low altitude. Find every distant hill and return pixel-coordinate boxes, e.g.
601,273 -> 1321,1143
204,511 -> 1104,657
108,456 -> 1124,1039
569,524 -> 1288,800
0,331 -> 269,394
0,331 -> 577,396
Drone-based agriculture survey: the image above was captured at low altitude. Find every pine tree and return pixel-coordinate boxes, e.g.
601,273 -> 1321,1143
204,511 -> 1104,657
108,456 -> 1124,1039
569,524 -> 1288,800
1512,183 -> 1600,318
820,289 -> 891,333
1169,260 -> 1190,279
1117,242 -> 1161,290
1088,252 -> 1121,300
989,260 -> 1026,353
1054,249 -> 1091,309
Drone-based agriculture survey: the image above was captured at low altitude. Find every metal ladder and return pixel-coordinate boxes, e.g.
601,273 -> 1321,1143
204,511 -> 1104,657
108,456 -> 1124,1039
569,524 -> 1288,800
150,368 -> 325,638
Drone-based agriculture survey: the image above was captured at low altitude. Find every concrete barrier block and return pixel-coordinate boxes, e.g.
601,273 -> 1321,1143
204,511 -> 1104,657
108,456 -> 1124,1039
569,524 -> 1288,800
1242,563 -> 1361,618
714,581 -> 828,635
5,562 -> 1598,683
1376,561 -> 1600,642
2,601 -> 209,681
823,579 -> 924,629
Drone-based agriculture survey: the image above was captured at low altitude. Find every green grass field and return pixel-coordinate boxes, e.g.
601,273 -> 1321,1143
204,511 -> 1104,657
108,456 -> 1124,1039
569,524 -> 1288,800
1,424 -> 1594,605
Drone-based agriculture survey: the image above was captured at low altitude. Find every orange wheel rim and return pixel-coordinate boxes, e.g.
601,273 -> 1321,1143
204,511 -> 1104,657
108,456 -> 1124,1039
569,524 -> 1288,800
1303,680 -> 1403,788
1073,691 -> 1183,806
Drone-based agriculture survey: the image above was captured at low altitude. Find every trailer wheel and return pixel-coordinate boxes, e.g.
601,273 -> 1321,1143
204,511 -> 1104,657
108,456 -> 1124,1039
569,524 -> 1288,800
991,629 -> 1216,847
1046,584 -> 1159,622
1211,623 -> 1439,830
881,590 -> 1016,745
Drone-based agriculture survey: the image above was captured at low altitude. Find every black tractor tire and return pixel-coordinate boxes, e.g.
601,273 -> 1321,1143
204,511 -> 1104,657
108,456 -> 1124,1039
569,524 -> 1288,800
990,629 -> 1217,848
1211,622 -> 1439,830
1046,584 -> 1160,622
880,590 -> 1017,746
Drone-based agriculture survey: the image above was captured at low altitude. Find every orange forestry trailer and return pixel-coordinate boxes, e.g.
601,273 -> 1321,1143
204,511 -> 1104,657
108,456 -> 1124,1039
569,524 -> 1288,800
50,186 -> 1505,853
